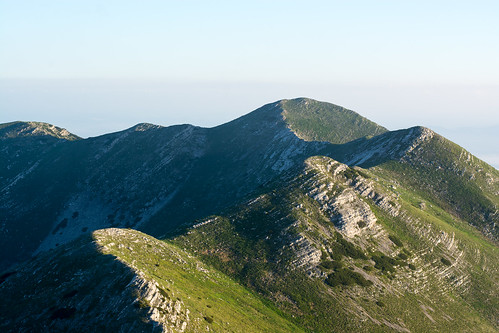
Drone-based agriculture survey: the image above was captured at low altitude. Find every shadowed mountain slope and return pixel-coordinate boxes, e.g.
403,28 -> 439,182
0,98 -> 497,271
1,98 -> 498,332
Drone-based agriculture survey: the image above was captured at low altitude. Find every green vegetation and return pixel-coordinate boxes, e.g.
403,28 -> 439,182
441,257 -> 452,266
325,268 -> 373,287
388,235 -> 403,247
378,133 -> 499,241
371,254 -> 398,273
320,260 -> 343,271
173,153 -> 498,332
136,298 -> 150,309
1,99 -> 498,332
280,98 -> 387,144
96,229 -> 301,333
397,252 -> 408,260
330,233 -> 368,260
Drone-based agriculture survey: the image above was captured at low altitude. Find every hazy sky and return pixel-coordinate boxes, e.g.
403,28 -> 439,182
1,1 -> 498,167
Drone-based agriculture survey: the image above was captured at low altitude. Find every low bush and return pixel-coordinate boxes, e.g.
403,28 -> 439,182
397,253 -> 408,260
388,235 -> 403,247
320,260 -> 343,271
371,254 -> 398,273
331,234 -> 367,260
326,268 -> 373,287
441,257 -> 452,266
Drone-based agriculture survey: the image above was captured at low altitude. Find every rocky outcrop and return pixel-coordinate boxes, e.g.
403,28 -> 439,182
0,235 -> 179,332
0,121 -> 80,140
131,273 -> 189,333
303,157 -> 380,237
329,189 -> 378,237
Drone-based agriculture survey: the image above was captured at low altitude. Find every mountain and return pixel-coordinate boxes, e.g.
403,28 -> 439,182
0,121 -> 80,141
0,99 -> 384,270
1,98 -> 498,332
0,228 -> 300,332
279,98 -> 388,143
173,155 -> 498,332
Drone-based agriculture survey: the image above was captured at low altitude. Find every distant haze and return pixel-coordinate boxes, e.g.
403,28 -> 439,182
1,1 -> 498,168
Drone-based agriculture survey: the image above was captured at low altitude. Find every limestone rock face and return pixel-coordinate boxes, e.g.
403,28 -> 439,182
303,157 -> 379,237
288,234 -> 322,269
350,176 -> 400,217
132,274 -> 189,333
329,189 -> 377,237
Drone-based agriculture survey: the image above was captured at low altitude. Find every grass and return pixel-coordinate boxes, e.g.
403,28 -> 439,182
280,98 -> 387,144
95,229 -> 302,333
170,154 -> 499,332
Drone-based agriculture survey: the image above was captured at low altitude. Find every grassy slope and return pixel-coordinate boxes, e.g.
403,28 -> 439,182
369,164 -> 499,327
173,156 -> 498,332
95,229 -> 302,332
378,133 -> 499,241
280,98 -> 387,144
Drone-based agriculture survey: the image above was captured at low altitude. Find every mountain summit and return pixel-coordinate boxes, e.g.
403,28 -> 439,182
280,98 -> 387,143
0,98 -> 497,332
0,121 -> 80,141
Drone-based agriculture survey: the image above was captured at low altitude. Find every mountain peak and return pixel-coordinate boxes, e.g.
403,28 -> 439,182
129,123 -> 164,132
278,98 -> 388,144
0,121 -> 80,141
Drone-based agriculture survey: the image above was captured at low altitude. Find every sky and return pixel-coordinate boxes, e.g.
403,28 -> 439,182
1,1 -> 498,167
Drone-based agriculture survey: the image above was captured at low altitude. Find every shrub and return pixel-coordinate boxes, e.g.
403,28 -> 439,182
320,260 -> 342,271
397,253 -> 408,260
0,271 -> 16,285
343,168 -> 358,180
356,169 -> 370,179
204,316 -> 214,323
158,288 -> 169,299
376,301 -> 385,307
326,268 -> 373,287
388,235 -> 403,247
135,298 -> 150,309
62,290 -> 78,299
441,257 -> 452,266
331,235 -> 368,260
357,221 -> 367,228
408,263 -> 416,270
371,254 -> 397,273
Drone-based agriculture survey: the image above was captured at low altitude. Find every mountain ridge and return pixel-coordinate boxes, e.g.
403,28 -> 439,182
0,121 -> 80,141
1,97 -> 498,332
1,98 -> 496,271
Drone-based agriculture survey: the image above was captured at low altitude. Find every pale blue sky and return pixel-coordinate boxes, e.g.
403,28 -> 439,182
1,1 -> 498,167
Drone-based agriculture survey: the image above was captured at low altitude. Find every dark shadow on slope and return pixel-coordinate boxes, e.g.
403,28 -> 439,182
0,234 -> 158,333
